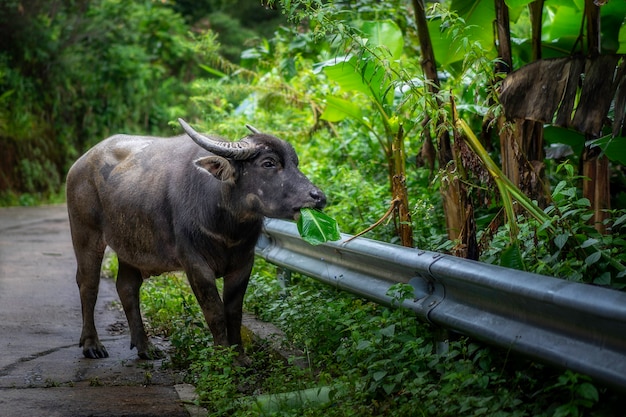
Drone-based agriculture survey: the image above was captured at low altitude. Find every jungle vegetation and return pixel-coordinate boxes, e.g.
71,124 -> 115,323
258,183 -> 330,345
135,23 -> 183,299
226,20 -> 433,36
3,0 -> 626,415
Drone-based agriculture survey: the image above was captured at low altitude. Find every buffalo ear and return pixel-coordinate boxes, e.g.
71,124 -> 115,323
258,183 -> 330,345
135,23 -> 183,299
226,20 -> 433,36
195,156 -> 236,182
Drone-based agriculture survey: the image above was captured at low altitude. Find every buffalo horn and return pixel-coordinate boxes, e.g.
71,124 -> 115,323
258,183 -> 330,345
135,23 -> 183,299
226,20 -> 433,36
178,118 -> 257,160
245,124 -> 261,134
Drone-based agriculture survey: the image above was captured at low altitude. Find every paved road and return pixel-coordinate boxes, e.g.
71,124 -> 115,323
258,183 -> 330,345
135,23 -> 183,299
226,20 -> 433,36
0,205 -> 192,417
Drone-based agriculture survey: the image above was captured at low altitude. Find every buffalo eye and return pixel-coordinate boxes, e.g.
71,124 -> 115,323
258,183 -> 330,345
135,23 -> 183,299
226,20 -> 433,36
261,158 -> 279,169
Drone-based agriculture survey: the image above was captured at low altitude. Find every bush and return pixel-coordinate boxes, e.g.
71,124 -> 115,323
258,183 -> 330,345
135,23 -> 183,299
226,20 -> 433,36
0,0 -> 203,204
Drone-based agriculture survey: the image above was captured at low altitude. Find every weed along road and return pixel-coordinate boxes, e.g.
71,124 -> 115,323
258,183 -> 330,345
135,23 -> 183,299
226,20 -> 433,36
0,205 -> 191,417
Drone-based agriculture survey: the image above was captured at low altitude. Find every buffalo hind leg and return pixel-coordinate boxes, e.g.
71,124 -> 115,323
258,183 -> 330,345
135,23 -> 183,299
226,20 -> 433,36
116,260 -> 164,359
74,232 -> 108,359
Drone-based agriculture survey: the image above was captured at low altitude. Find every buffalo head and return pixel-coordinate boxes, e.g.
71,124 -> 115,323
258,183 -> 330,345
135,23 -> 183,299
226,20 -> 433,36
178,118 -> 326,220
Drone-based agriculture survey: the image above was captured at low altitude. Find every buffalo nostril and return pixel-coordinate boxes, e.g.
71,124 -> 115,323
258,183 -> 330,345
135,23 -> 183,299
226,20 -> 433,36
311,189 -> 327,208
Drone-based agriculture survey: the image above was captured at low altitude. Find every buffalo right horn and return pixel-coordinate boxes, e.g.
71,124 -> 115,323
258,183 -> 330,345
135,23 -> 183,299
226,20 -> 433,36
245,124 -> 261,134
178,118 -> 258,160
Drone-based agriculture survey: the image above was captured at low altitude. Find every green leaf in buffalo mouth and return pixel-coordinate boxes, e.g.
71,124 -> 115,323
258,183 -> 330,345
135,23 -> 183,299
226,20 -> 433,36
297,208 -> 341,245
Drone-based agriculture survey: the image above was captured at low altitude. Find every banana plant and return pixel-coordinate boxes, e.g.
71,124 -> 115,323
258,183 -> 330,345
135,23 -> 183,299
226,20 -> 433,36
315,19 -> 417,247
453,100 -> 625,276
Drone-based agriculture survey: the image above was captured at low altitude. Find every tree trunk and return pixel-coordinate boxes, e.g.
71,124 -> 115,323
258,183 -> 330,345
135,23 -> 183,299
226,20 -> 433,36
499,119 -> 548,207
497,0 -> 547,206
494,0 -> 512,73
581,0 -> 610,232
529,0 -> 544,61
392,125 -> 413,247
582,146 -> 610,232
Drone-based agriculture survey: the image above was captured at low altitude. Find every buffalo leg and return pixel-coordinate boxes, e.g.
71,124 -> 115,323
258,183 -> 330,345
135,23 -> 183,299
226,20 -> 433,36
223,262 -> 253,349
73,232 -> 108,359
185,267 -> 229,346
116,260 -> 163,359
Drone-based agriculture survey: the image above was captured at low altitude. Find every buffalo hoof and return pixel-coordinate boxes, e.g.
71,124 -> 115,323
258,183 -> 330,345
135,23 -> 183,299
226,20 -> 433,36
137,343 -> 166,360
83,344 -> 109,359
235,353 -> 252,368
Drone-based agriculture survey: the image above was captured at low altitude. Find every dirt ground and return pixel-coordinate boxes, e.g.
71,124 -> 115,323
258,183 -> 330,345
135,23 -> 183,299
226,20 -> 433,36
0,205 -> 195,417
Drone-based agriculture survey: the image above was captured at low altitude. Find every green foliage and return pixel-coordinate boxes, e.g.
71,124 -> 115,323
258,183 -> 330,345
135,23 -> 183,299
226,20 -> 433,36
136,261 -> 623,416
190,0 -> 445,244
545,371 -> 600,417
482,162 -> 626,288
66,0 -> 198,143
203,12 -> 260,62
0,0 -> 204,204
137,267 -> 320,415
139,273 -> 201,338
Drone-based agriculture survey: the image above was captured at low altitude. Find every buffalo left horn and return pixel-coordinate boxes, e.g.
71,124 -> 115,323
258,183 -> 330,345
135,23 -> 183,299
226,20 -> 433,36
178,118 -> 257,160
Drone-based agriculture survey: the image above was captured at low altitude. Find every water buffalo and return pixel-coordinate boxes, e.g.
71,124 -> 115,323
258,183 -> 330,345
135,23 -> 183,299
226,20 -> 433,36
66,119 -> 326,360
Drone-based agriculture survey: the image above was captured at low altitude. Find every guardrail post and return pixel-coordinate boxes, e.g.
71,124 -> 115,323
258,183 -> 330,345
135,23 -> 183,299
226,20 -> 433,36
434,327 -> 451,355
277,267 -> 292,296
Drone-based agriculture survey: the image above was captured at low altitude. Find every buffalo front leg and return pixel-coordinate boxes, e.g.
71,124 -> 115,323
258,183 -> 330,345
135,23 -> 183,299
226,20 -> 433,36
116,260 -> 164,359
185,266 -> 229,347
223,260 -> 253,350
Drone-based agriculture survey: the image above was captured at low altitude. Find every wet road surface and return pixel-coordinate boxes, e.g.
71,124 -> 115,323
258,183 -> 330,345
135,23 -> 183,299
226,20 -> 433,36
0,205 -> 193,417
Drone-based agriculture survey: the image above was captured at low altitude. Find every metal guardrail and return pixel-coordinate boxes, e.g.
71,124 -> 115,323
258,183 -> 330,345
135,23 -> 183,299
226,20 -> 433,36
255,219 -> 626,391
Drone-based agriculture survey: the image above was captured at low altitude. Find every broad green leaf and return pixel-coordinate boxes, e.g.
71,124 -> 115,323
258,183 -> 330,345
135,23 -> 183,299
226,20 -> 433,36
379,324 -> 396,337
504,0 -> 533,8
297,208 -> 341,245
359,20 -> 404,59
356,340 -> 372,350
543,126 -> 585,157
600,1 -> 626,54
584,251 -> 602,266
600,0 -> 626,53
587,136 -> 626,165
320,95 -> 363,122
613,213 -> 626,228
574,198 -> 590,208
552,180 -> 567,197
500,242 -> 526,271
373,371 -> 387,381
322,55 -> 390,104
593,272 -> 611,286
577,382 -> 599,401
546,5 -> 583,41
579,238 -> 599,249
322,56 -> 371,96
382,383 -> 397,395
426,0 -> 496,66
554,233 -> 569,249
427,18 -> 464,67
618,17 -> 626,53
